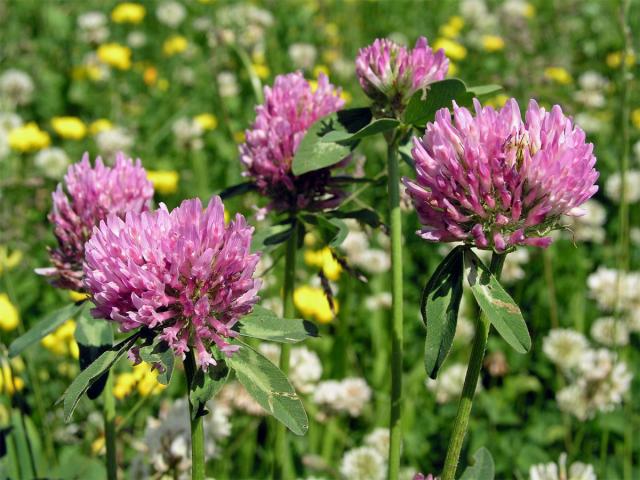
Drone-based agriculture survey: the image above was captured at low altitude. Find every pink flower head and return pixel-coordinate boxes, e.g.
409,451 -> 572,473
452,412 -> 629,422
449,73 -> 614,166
356,37 -> 449,108
84,196 -> 261,370
404,99 -> 599,252
37,153 -> 154,291
239,71 -> 346,213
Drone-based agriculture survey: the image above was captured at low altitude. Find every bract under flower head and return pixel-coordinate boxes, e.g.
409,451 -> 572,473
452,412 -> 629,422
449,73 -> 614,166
37,153 -> 153,290
84,196 -> 261,370
404,99 -> 598,251
239,71 -> 346,213
356,36 -> 449,110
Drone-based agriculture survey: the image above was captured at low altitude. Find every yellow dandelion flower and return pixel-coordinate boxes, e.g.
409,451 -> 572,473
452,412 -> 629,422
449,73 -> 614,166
8,123 -> 50,152
484,94 -> 510,108
233,131 -> 245,144
544,67 -> 573,85
293,285 -> 338,324
481,35 -> 505,52
51,116 -> 87,140
0,294 -> 19,332
433,38 -> 467,61
523,3 -> 535,17
194,113 -> 218,131
97,43 -> 132,70
440,17 -> 465,39
448,62 -> 458,77
313,65 -> 330,78
340,91 -> 352,105
631,108 -> 640,130
111,3 -> 145,24
0,362 -> 25,396
89,119 -> 113,136
157,78 -> 170,91
143,66 -> 158,86
163,35 -> 188,56
91,436 -> 105,455
147,170 -> 179,195
0,246 -> 23,274
252,64 -> 270,80
304,248 -> 342,281
606,51 -> 636,69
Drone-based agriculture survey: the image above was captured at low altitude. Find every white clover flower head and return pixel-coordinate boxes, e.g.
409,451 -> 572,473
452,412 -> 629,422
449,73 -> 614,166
590,317 -> 630,347
426,363 -> 480,403
95,127 -> 134,160
34,147 -> 70,179
563,199 -> 606,243
542,328 -> 589,370
77,11 -> 109,43
340,446 -> 386,480
364,428 -> 390,459
217,71 -> 239,98
156,1 -> 187,28
288,43 -> 318,70
0,69 -> 34,106
605,170 -> 640,204
530,453 -> 596,480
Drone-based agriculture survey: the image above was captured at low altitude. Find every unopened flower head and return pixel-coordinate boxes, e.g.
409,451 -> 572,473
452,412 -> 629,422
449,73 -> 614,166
38,153 -> 153,290
404,99 -> 599,252
239,72 -> 346,213
84,196 -> 261,370
356,37 -> 448,109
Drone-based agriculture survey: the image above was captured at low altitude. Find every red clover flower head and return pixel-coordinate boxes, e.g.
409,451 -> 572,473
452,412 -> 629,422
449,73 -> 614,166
84,196 -> 261,370
356,36 -> 449,109
37,153 -> 154,291
403,99 -> 599,252
239,71 -> 346,213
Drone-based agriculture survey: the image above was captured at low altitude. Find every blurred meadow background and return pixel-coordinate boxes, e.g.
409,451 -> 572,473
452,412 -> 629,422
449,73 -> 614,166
1,0 -> 639,478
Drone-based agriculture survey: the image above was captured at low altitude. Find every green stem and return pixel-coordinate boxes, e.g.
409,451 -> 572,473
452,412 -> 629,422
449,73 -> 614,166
103,372 -> 117,480
387,139 -> 404,480
185,350 -> 206,480
441,253 -> 506,480
274,224 -> 298,479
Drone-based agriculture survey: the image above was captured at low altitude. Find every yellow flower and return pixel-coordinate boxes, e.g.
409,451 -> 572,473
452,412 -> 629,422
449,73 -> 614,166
448,62 -> 458,77
69,291 -> 90,302
89,119 -> 113,136
51,116 -> 87,140
322,49 -> 339,64
304,248 -> 342,281
233,131 -> 246,144
0,293 -> 19,331
8,123 -> 50,152
143,66 -> 158,86
97,43 -> 132,70
293,285 -> 338,324
606,51 -> 636,69
157,78 -> 170,91
252,64 -> 270,80
91,436 -> 105,455
523,2 -> 535,17
484,94 -> 510,108
147,170 -> 179,195
433,38 -> 467,61
0,246 -> 22,274
324,23 -> 339,39
544,67 -> 573,85
114,363 -> 164,399
0,361 -> 24,396
113,372 -> 137,399
439,16 -> 464,38
481,35 -> 505,52
163,35 -> 188,56
340,91 -> 352,105
632,108 -> 640,130
41,319 -> 77,357
111,3 -> 145,24
304,232 -> 317,247
194,113 -> 218,131
313,65 -> 330,78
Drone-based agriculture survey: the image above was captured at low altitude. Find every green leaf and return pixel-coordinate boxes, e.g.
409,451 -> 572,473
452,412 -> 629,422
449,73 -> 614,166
328,208 -> 382,229
460,447 -> 495,480
251,223 -> 294,251
292,113 -> 352,176
235,305 -> 318,343
463,250 -> 531,353
61,333 -> 140,422
227,340 -> 308,435
219,181 -> 257,200
335,107 -> 373,132
404,78 -> 473,126
321,118 -> 400,143
75,308 -> 114,400
303,215 -> 348,248
9,302 -> 84,358
138,338 -> 175,386
467,84 -> 503,98
421,246 -> 464,379
188,358 -> 230,419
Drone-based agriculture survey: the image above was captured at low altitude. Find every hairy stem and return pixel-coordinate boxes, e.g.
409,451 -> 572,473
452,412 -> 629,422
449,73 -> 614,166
387,140 -> 404,480
185,350 -> 206,480
441,253 -> 506,480
274,225 -> 298,479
